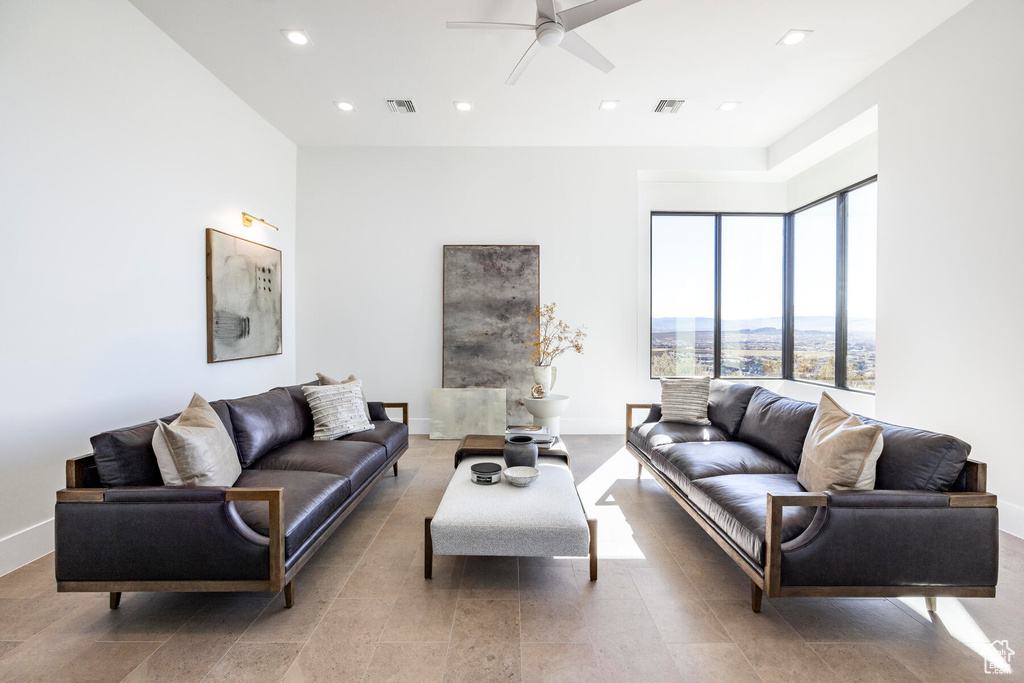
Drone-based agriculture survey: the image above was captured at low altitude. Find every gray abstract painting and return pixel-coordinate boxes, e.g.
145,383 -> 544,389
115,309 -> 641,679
206,229 -> 282,363
443,245 -> 539,424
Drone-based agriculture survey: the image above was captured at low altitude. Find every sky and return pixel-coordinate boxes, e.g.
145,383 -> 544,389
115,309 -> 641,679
651,182 -> 877,322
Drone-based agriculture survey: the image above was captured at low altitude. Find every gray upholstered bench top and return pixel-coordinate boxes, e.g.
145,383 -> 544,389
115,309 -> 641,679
430,455 -> 590,557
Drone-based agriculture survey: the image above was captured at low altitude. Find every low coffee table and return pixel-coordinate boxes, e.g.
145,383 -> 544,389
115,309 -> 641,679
425,434 -> 597,581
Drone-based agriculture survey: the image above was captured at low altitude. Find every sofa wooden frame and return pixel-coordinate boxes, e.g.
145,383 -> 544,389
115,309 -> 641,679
56,402 -> 409,610
625,403 -> 996,613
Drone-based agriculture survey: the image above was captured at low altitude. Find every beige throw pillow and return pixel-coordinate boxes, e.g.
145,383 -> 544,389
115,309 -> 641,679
317,372 -> 371,420
303,381 -> 375,440
660,377 -> 712,425
797,393 -> 884,492
152,394 -> 241,487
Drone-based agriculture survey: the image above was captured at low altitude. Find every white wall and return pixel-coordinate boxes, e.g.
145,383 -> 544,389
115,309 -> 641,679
296,147 -> 770,435
0,0 -> 298,574
774,0 -> 1024,535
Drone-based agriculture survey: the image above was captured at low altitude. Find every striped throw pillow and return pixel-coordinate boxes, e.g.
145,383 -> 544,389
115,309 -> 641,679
660,377 -> 712,425
302,381 -> 375,440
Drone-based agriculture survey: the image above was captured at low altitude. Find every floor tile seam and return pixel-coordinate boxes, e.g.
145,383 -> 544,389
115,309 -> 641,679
806,642 -> 927,683
437,556 -> 467,680
115,595 -> 218,683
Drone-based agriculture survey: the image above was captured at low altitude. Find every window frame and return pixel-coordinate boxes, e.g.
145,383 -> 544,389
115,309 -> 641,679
649,175 -> 878,393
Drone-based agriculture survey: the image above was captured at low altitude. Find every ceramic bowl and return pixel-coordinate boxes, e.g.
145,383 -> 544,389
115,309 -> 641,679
503,466 -> 539,487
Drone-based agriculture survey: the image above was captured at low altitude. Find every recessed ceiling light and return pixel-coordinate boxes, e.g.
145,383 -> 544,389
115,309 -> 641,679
717,101 -> 741,112
777,29 -> 812,46
599,100 -> 619,111
335,101 -> 354,112
453,101 -> 473,112
281,29 -> 310,46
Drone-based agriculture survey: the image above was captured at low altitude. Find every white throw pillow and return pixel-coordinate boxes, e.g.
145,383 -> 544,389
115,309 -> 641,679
797,392 -> 884,492
303,381 -> 375,440
660,377 -> 712,425
152,394 -> 241,487
316,372 -> 371,420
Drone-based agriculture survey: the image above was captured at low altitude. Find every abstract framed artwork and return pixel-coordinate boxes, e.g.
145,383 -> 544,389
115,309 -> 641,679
206,229 -> 282,363
442,245 -> 539,424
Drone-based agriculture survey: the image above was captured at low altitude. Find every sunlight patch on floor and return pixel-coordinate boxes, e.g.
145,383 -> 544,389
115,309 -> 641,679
899,597 -> 1012,674
574,446 -> 647,560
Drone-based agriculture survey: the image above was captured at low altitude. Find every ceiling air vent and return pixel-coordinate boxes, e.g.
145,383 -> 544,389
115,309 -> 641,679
653,99 -> 685,114
386,99 -> 417,113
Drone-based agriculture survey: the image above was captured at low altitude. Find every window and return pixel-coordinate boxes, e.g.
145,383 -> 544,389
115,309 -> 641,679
650,176 -> 877,392
792,199 -> 837,383
650,215 -> 715,377
845,182 -> 877,391
720,216 -> 784,378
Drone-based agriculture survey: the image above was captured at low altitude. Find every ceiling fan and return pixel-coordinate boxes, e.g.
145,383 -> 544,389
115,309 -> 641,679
447,0 -> 643,85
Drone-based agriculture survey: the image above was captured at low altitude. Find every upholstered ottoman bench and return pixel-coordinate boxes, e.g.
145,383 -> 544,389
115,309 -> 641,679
426,453 -> 597,580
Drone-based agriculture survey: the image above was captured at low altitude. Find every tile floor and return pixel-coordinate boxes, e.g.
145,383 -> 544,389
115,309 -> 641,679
1,434 -> 1022,682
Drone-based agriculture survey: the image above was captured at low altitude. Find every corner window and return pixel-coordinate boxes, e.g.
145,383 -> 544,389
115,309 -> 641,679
650,177 -> 876,392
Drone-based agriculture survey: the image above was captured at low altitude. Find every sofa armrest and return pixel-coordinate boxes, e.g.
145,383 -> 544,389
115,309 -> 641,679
625,403 -> 657,440
369,402 -> 408,425
55,486 -> 285,588
765,490 -> 998,594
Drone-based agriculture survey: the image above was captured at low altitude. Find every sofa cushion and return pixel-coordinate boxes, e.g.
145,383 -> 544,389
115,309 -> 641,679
737,388 -> 816,470
91,400 -> 234,487
628,421 -> 730,455
233,469 -> 351,558
708,381 -> 758,436
653,442 -> 794,484
341,420 -> 409,458
688,473 -> 817,565
278,382 -> 317,439
252,439 -> 388,491
226,388 -> 306,467
860,417 -> 971,492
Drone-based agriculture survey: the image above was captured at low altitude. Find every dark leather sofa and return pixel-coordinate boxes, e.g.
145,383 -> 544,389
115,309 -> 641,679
626,382 -> 998,612
55,382 -> 408,609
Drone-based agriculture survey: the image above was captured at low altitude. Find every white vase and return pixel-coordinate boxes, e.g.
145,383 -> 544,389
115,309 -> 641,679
532,365 -> 557,395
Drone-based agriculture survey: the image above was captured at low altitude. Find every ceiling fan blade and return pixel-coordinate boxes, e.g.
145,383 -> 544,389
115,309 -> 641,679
446,21 -> 535,30
506,40 -> 541,85
558,0 -> 643,32
559,30 -> 614,72
535,0 -> 557,22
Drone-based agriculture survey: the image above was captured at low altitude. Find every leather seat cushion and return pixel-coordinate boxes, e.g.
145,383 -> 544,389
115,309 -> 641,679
652,442 -> 794,484
688,473 -> 816,565
628,421 -> 729,455
252,439 -> 388,491
340,420 -> 409,457
736,388 -> 817,470
233,469 -> 351,559
226,388 -> 307,467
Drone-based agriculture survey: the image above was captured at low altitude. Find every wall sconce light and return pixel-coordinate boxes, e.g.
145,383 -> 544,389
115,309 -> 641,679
241,212 -> 279,231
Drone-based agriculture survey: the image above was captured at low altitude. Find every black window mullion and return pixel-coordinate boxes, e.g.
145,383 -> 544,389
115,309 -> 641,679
714,215 -> 722,379
835,193 -> 849,388
782,214 -> 794,379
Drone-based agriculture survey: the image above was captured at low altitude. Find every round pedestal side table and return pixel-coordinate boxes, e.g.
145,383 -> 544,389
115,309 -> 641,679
523,394 -> 569,437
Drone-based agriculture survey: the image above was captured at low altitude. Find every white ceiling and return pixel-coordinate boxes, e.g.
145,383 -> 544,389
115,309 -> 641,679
129,0 -> 969,148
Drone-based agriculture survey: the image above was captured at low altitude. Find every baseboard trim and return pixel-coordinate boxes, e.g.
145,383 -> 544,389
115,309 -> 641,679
999,499 -> 1024,540
0,518 -> 53,577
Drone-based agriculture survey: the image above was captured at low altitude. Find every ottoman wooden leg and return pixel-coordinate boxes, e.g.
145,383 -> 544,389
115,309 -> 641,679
424,516 -> 433,579
588,518 -> 598,581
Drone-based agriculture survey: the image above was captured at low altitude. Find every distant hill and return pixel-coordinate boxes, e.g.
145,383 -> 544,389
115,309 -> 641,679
653,316 -> 875,333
